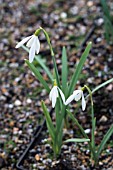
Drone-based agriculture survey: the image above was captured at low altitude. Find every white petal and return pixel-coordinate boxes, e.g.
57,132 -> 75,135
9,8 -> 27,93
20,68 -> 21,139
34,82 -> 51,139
29,38 -> 36,63
49,86 -> 58,108
73,90 -> 82,101
53,86 -> 59,98
57,87 -> 65,104
35,37 -> 40,54
51,86 -> 58,108
15,35 -> 33,48
26,35 -> 35,48
52,95 -> 57,108
49,87 -> 54,101
65,93 -> 75,105
81,92 -> 86,111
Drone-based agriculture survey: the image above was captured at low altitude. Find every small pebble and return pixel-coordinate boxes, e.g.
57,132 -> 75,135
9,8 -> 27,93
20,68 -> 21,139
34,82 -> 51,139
38,165 -> 46,170
42,159 -> 47,164
71,157 -> 76,161
87,1 -> 93,7
0,95 -> 6,101
84,129 -> 90,134
9,63 -> 19,68
14,100 -> 21,106
26,98 -> 32,104
99,115 -> 108,122
62,145 -> 68,150
46,158 -> 52,163
33,164 -> 37,168
96,37 -> 102,42
13,127 -> 19,134
106,84 -> 113,91
9,121 -> 15,127
99,161 -> 103,165
70,6 -> 78,15
15,77 -> 21,82
35,154 -> 40,161
97,18 -> 104,26
60,12 -> 67,19
8,104 -> 14,108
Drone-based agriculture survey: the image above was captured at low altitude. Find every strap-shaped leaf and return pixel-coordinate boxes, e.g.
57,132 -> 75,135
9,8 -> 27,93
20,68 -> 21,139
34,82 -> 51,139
62,47 -> 68,95
68,42 -> 92,96
22,45 -> 53,81
55,99 -> 61,131
25,59 -> 50,92
96,124 -> 113,159
101,0 -> 111,21
41,101 -> 55,140
65,138 -> 90,143
92,117 -> 96,150
92,78 -> 113,94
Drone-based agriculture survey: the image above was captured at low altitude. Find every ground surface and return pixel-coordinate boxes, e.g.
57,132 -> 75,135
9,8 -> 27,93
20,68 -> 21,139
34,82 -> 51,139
0,0 -> 113,169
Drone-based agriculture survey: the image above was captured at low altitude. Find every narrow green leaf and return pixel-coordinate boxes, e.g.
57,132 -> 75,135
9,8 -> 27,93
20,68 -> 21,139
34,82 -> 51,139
56,119 -> 64,151
68,42 -> 92,96
91,78 -> 113,95
92,117 -> 96,150
97,125 -> 113,159
101,0 -> 111,21
104,15 -> 113,41
41,101 -> 55,140
65,138 -> 90,143
55,99 -> 64,150
25,59 -> 50,93
62,47 -> 68,95
22,45 -> 53,81
55,99 -> 61,131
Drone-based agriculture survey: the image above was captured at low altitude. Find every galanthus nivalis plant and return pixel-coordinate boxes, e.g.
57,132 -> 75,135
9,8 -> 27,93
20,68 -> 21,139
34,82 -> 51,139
16,27 -> 113,164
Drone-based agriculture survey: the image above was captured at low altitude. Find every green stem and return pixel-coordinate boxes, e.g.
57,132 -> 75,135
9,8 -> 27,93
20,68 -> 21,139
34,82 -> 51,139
52,55 -> 61,88
84,85 -> 96,159
40,27 -> 61,88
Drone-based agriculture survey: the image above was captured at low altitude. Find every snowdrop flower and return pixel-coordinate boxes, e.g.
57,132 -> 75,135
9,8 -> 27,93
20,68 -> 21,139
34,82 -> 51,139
15,29 -> 40,63
49,80 -> 65,108
65,89 -> 86,111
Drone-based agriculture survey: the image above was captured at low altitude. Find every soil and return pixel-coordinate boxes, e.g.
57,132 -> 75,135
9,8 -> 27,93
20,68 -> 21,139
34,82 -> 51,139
0,0 -> 113,169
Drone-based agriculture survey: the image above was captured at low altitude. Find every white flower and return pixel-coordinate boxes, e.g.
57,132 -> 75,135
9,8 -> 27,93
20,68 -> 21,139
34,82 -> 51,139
15,34 -> 40,63
65,90 -> 86,111
49,86 -> 65,108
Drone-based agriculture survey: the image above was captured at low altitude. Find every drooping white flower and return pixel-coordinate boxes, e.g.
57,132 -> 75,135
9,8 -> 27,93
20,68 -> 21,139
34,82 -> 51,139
49,84 -> 65,108
15,34 -> 40,63
65,90 -> 86,111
